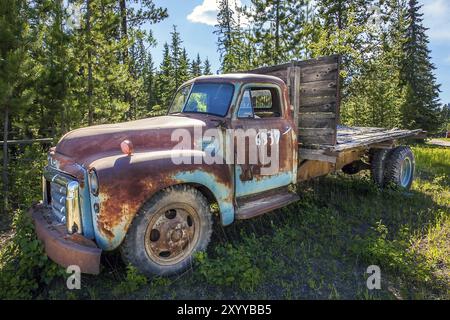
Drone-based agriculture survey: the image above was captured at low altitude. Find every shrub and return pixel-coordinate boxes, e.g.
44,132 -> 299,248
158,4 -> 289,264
195,243 -> 263,292
0,210 -> 64,299
113,264 -> 148,296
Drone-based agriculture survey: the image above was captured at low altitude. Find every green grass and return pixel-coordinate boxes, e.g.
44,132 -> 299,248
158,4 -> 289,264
1,144 -> 449,299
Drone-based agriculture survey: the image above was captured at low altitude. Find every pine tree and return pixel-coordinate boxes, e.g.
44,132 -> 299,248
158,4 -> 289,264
215,0 -> 239,72
143,51 -> 156,110
286,0 -> 317,59
341,0 -> 408,128
191,54 -> 202,77
400,0 -> 441,132
170,25 -> 183,89
243,0 -> 308,66
440,104 -> 450,133
156,42 -> 175,111
32,0 -> 73,135
178,48 -> 190,85
0,0 -> 35,212
203,58 -> 212,75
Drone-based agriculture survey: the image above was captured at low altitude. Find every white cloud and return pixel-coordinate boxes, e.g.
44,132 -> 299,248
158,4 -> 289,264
422,0 -> 450,41
187,0 -> 218,26
187,0 -> 248,26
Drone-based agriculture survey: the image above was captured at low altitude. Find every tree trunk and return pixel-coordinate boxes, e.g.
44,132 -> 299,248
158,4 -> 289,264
119,0 -> 133,119
275,0 -> 280,64
87,0 -> 93,125
2,106 -> 9,214
120,0 -> 128,63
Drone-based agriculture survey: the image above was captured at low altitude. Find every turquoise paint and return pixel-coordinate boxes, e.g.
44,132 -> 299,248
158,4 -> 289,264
235,166 -> 293,197
173,170 -> 235,226
79,169 -> 95,239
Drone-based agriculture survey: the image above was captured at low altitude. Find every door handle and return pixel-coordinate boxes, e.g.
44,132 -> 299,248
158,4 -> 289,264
282,126 -> 292,135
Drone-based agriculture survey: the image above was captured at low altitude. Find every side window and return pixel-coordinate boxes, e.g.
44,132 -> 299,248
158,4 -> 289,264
252,88 -> 281,118
252,89 -> 272,109
237,87 -> 282,119
237,90 -> 253,118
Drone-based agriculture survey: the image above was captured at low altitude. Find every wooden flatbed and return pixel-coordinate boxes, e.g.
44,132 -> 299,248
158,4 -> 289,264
333,125 -> 422,151
298,126 -> 422,163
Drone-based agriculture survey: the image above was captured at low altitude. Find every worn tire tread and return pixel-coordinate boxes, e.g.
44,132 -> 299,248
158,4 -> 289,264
121,185 -> 212,277
383,146 -> 415,190
370,149 -> 389,186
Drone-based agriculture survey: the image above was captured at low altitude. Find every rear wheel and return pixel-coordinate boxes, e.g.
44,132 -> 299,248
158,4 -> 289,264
370,149 -> 389,186
121,185 -> 212,277
384,146 -> 415,190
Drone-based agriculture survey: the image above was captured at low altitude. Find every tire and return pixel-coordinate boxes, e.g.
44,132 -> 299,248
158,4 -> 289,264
121,185 -> 212,277
370,149 -> 389,186
384,146 -> 415,190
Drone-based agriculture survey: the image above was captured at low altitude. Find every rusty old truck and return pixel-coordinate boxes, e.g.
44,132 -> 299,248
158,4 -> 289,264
31,55 -> 421,276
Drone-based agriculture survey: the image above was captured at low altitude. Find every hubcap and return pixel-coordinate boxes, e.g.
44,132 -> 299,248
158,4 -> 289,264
400,157 -> 412,187
144,204 -> 199,265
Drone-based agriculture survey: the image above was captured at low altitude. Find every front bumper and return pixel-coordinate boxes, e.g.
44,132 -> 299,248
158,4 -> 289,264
30,203 -> 101,274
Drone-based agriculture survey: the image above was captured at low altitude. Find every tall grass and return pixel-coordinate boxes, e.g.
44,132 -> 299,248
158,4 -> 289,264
0,144 -> 448,299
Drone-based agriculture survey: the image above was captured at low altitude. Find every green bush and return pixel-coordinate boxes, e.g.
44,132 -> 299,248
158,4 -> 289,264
0,210 -> 64,299
113,264 -> 148,296
195,243 -> 263,292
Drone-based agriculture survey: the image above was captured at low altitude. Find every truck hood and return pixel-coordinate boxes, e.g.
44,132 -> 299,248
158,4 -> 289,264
55,115 -> 216,165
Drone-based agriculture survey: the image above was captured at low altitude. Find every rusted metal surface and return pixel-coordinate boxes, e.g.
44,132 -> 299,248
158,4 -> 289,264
44,74 -> 295,251
230,81 -> 297,199
30,203 -> 101,274
144,203 -> 199,265
236,187 -> 299,220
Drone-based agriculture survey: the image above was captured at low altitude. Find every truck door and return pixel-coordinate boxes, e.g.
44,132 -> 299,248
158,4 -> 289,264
231,84 -> 296,198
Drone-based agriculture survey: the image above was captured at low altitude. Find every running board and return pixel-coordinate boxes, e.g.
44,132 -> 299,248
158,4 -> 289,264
235,191 -> 300,220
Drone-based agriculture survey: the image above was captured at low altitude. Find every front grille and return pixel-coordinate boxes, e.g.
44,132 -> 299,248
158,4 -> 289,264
43,166 -> 80,228
50,181 -> 67,224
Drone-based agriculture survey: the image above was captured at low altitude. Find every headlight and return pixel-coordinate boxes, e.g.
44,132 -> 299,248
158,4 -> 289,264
89,169 -> 99,196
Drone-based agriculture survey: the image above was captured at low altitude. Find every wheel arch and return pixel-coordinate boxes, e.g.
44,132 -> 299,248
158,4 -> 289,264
91,152 -> 235,250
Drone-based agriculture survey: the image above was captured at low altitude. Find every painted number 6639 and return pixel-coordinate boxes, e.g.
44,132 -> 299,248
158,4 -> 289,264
255,129 -> 280,146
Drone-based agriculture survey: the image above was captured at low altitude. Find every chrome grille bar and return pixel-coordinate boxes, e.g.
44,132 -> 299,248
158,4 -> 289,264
42,166 -> 83,234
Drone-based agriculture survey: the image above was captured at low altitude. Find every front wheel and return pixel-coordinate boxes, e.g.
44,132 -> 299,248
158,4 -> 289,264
384,146 -> 415,190
121,185 -> 212,277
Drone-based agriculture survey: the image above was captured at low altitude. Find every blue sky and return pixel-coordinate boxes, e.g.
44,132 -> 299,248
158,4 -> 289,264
148,0 -> 450,104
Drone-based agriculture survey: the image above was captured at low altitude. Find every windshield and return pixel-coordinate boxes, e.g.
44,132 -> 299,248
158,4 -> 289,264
169,83 -> 234,117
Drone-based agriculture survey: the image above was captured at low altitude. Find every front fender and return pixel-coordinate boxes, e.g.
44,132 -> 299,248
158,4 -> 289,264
89,150 -> 234,250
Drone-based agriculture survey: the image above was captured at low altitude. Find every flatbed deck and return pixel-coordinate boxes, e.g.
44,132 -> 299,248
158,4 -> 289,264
332,125 -> 422,151
298,125 -> 422,163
